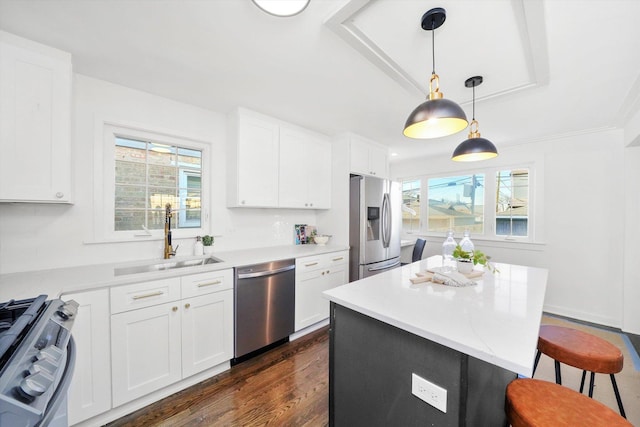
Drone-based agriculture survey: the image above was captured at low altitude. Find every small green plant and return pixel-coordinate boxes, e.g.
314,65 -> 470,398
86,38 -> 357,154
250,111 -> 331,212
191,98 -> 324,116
452,245 -> 497,273
202,235 -> 214,246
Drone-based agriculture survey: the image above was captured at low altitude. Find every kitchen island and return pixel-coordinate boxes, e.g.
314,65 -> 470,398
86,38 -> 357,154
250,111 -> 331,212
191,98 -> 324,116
323,256 -> 548,426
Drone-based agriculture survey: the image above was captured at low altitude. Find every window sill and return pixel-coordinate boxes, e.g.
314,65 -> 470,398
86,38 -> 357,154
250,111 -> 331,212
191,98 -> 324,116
404,232 -> 546,252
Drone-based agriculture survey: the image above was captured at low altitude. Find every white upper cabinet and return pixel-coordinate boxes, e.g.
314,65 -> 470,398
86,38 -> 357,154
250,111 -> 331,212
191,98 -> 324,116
228,108 -> 331,209
279,126 -> 331,209
348,133 -> 389,178
227,110 -> 280,207
0,31 -> 72,203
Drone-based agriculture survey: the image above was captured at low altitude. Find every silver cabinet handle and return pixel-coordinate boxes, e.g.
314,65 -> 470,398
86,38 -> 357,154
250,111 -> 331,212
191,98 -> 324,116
197,280 -> 221,287
305,262 -> 319,267
332,257 -> 344,261
132,291 -> 163,300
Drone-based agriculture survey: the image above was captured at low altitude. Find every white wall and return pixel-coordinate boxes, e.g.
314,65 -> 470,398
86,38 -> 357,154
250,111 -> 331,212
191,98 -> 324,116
390,129 -> 627,329
623,109 -> 640,334
0,75 -> 320,274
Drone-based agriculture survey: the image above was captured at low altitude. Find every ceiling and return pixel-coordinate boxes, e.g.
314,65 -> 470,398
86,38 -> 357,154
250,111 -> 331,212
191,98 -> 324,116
1,0 -> 639,162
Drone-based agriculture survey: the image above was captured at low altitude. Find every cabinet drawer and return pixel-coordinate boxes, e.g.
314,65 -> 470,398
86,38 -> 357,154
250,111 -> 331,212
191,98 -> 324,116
111,277 -> 181,314
296,256 -> 325,273
181,269 -> 233,299
326,251 -> 348,267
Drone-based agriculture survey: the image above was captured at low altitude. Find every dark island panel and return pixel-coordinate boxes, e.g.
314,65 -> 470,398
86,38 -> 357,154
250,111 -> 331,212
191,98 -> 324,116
329,302 -> 516,426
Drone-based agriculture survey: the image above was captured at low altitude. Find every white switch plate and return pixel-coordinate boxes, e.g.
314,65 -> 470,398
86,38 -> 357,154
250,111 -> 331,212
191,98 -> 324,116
411,373 -> 447,413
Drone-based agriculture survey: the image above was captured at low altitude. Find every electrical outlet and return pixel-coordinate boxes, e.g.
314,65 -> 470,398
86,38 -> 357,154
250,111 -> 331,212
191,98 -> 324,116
411,373 -> 447,413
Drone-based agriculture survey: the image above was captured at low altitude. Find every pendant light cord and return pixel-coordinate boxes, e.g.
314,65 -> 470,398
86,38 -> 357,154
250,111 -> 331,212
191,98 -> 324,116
472,84 -> 476,120
431,21 -> 436,75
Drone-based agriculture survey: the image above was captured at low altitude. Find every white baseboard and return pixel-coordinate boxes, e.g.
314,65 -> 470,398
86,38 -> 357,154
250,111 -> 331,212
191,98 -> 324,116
290,318 -> 329,341
72,361 -> 230,427
543,304 -> 620,329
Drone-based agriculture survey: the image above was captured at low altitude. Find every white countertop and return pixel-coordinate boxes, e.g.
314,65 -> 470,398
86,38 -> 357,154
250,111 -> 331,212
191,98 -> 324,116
0,244 -> 349,301
323,255 -> 548,376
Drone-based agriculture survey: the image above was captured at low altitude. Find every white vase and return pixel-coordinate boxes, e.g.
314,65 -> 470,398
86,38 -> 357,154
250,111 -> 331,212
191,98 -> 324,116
456,259 -> 474,274
203,246 -> 214,255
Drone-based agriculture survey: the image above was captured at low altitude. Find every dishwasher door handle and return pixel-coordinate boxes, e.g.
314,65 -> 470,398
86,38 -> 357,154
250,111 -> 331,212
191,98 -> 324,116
237,264 -> 295,279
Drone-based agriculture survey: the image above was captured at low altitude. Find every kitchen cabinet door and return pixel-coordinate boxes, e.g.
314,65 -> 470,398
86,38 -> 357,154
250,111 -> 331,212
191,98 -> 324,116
349,134 -> 388,178
181,289 -> 233,378
0,31 -> 72,203
305,135 -> 332,208
228,112 -> 280,207
279,127 -> 331,209
66,289 -> 112,425
295,251 -> 348,331
111,302 -> 182,407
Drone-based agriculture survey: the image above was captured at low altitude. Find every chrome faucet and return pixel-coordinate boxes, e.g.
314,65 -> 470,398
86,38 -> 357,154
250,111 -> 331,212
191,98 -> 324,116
164,203 -> 179,259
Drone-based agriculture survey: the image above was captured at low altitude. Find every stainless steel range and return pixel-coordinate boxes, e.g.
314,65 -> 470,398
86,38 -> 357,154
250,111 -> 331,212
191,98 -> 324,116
0,295 -> 78,427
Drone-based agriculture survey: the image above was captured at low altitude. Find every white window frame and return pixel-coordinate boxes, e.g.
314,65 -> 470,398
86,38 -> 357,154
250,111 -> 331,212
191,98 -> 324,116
92,119 -> 210,243
400,161 -> 539,245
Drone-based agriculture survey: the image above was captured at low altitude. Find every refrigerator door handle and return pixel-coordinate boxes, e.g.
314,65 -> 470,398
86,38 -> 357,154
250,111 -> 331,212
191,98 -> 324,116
368,259 -> 401,272
381,192 -> 391,248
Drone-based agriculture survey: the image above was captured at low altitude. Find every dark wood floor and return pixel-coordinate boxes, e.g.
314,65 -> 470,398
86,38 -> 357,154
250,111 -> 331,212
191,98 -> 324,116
106,326 -> 329,427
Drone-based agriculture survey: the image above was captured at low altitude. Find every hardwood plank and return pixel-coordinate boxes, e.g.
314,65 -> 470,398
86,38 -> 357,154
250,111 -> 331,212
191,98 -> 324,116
106,326 -> 329,427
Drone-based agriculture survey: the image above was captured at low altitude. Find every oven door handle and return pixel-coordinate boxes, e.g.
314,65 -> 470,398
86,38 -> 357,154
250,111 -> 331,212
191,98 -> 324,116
35,336 -> 76,427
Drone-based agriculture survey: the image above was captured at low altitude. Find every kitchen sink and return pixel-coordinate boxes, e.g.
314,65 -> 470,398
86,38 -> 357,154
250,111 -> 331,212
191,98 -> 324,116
114,256 -> 223,276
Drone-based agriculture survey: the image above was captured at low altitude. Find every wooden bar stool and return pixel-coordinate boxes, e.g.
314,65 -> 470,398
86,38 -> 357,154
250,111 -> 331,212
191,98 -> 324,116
532,324 -> 626,418
506,378 -> 632,426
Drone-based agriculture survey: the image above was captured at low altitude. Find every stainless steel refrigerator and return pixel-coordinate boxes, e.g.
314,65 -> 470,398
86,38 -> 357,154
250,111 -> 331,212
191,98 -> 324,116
349,175 -> 401,281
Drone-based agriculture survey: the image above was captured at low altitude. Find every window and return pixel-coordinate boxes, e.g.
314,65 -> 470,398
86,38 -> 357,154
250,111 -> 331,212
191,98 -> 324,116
95,121 -> 208,242
115,137 -> 202,231
496,169 -> 529,237
402,179 -> 420,232
427,174 -> 485,234
401,165 -> 532,241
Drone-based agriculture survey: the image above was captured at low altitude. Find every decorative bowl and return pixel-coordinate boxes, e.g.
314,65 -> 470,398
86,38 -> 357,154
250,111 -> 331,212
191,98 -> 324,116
314,235 -> 330,245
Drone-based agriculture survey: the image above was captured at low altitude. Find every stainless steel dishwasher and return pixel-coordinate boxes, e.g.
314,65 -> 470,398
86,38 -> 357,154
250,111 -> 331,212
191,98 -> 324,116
234,258 -> 295,360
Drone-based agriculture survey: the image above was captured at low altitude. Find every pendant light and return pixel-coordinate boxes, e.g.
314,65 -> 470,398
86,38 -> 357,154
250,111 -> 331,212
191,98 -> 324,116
403,8 -> 468,139
451,76 -> 498,162
251,0 -> 310,17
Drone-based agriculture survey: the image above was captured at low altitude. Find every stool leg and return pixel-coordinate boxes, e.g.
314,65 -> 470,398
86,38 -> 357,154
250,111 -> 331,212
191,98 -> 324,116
554,360 -> 562,384
610,374 -> 626,419
532,350 -> 541,376
579,370 -> 586,393
588,371 -> 595,397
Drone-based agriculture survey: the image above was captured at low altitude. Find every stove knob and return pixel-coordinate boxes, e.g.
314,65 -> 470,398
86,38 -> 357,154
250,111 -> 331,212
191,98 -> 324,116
38,346 -> 64,363
55,300 -> 79,321
29,358 -> 57,375
19,370 -> 54,397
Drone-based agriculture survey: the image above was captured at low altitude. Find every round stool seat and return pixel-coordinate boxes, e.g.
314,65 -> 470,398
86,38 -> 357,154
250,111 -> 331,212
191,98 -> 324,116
538,325 -> 623,373
506,379 -> 631,426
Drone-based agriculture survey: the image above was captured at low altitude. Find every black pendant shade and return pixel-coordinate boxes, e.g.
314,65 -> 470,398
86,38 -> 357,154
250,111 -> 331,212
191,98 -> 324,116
451,136 -> 498,162
403,8 -> 468,139
404,97 -> 469,139
451,76 -> 498,162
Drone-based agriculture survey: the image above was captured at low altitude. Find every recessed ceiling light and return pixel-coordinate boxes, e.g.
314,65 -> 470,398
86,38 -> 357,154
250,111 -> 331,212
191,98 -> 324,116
391,152 -> 398,157
251,0 -> 310,17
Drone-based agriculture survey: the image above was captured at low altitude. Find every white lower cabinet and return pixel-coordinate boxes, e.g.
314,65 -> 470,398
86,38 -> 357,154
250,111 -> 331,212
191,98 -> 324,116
111,301 -> 182,407
66,289 -> 112,425
295,250 -> 348,331
110,269 -> 233,408
181,289 -> 233,378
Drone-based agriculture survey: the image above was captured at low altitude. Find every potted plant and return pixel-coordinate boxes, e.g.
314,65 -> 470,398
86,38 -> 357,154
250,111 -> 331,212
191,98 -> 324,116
452,245 -> 496,273
202,235 -> 214,255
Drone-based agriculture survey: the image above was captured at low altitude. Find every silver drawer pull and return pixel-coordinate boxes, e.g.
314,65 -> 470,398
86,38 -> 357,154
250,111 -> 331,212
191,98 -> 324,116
197,280 -> 221,287
305,262 -> 319,267
132,291 -> 163,300
332,257 -> 344,261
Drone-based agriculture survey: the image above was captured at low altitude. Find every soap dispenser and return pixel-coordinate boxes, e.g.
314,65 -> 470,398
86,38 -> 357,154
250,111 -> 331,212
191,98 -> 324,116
194,236 -> 204,256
